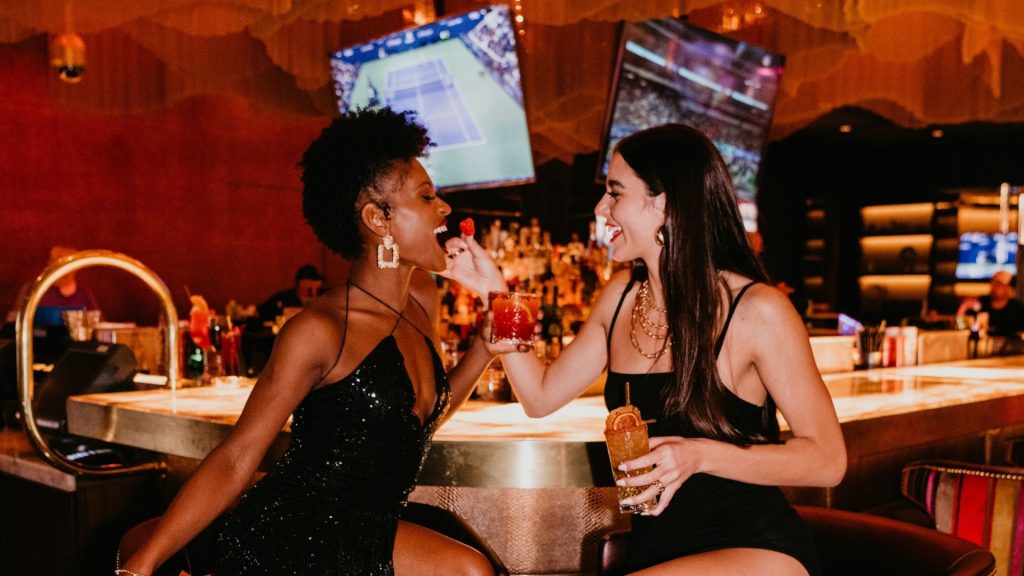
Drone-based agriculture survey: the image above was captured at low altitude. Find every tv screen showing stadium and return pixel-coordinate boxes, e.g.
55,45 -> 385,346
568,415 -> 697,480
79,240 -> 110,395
598,19 -> 784,231
957,231 -> 1018,280
330,5 -> 535,192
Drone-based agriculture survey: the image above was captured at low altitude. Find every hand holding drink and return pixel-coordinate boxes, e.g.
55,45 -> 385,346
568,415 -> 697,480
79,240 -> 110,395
605,383 -> 659,513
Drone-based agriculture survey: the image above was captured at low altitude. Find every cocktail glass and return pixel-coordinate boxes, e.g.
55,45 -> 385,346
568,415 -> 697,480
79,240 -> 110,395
488,291 -> 540,346
605,423 -> 659,513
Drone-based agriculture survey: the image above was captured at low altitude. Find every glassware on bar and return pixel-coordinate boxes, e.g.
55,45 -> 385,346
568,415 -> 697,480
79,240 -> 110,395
62,309 -> 100,341
188,295 -> 212,350
604,382 -> 659,513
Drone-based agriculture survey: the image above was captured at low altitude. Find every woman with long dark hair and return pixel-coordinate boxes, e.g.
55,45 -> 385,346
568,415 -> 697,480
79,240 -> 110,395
448,124 -> 845,575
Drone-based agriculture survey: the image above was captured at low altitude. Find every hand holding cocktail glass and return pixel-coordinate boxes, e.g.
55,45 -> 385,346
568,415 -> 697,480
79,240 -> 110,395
442,219 -> 538,353
606,382 -> 662,513
488,291 -> 539,350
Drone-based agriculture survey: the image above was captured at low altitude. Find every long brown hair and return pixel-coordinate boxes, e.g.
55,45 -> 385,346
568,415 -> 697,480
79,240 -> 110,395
616,124 -> 775,445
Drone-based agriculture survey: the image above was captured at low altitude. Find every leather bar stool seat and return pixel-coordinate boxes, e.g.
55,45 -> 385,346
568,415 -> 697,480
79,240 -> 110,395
596,505 -> 995,576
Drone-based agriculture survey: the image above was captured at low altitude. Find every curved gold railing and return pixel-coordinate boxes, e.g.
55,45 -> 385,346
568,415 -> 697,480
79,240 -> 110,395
16,250 -> 177,476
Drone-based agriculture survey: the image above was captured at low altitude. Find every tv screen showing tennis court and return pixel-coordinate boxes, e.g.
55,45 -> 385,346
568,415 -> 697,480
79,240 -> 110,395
330,5 -> 535,192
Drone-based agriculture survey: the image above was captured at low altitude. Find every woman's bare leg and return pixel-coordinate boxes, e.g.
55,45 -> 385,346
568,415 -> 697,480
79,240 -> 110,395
629,547 -> 808,576
394,519 -> 494,576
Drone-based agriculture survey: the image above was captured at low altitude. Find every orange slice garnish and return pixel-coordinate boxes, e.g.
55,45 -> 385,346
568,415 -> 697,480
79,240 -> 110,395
606,405 -> 643,430
511,302 -> 534,324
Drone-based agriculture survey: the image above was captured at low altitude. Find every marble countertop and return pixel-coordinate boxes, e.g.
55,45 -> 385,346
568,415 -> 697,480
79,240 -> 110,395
56,355 -> 1024,488
67,355 -> 1024,443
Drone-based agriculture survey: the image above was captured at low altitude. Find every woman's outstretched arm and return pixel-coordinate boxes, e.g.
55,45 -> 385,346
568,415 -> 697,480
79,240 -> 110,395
498,272 -> 634,417
118,312 -> 336,574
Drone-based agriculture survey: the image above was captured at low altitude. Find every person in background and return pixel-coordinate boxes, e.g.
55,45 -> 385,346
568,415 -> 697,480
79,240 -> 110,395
5,245 -> 100,325
256,264 -> 325,323
446,124 -> 845,575
958,270 -> 1024,339
118,108 -> 498,576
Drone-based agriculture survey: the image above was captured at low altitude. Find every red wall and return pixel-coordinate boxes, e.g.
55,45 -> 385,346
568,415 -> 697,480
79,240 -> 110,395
1,36 -> 346,325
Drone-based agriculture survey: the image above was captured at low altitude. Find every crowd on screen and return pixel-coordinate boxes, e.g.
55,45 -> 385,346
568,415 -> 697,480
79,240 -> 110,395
462,12 -> 523,105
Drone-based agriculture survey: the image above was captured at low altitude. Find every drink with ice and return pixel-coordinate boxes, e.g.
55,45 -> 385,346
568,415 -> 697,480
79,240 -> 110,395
488,291 -> 540,345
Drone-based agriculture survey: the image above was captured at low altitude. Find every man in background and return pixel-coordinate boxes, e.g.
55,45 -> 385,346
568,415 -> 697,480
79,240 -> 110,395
5,245 -> 100,325
959,270 -> 1024,354
257,264 -> 325,324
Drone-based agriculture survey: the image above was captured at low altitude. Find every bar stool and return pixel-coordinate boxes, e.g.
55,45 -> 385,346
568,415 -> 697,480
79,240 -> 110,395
402,502 -> 510,576
899,460 -> 1024,576
596,505 -> 995,576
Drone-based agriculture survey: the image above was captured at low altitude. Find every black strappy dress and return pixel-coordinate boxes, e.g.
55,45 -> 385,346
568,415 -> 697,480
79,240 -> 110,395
217,294 -> 451,575
603,278 -> 820,576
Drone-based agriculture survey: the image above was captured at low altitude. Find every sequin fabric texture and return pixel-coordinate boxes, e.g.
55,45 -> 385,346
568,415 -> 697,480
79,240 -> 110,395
217,335 -> 450,575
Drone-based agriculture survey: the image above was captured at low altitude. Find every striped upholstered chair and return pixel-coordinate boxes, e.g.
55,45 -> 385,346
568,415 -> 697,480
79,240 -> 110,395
902,460 -> 1024,576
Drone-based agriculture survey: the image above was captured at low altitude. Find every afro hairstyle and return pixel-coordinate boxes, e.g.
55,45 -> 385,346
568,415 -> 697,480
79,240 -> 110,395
300,107 -> 433,260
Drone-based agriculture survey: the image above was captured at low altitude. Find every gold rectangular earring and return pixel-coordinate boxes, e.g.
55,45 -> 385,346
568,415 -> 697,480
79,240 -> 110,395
377,233 -> 400,269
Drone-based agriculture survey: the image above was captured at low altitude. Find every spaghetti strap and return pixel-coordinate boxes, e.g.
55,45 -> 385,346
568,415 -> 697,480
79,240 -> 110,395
713,281 -> 758,358
408,293 -> 430,319
407,293 -> 433,335
319,283 -> 351,385
349,279 -> 431,342
386,311 -> 403,336
607,276 -> 638,364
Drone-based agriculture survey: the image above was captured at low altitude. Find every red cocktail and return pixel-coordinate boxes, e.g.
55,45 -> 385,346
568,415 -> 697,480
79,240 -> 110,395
189,309 -> 211,350
488,291 -> 540,346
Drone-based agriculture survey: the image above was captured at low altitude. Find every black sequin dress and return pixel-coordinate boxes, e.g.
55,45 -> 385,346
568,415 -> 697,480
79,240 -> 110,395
217,334 -> 450,575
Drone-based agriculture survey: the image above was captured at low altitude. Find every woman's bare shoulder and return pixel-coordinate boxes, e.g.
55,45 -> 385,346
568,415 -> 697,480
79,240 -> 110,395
273,293 -> 348,363
728,280 -> 805,342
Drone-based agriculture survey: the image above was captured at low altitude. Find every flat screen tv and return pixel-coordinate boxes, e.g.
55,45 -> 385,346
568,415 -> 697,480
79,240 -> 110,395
957,231 -> 1018,280
330,5 -> 535,192
598,18 -> 784,230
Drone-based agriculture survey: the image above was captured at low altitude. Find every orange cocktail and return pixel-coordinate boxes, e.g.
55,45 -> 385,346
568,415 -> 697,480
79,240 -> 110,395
605,384 -> 659,513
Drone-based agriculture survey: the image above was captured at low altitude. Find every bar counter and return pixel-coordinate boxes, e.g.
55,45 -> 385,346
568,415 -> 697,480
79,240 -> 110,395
63,355 -> 1024,575
66,356 -> 1024,485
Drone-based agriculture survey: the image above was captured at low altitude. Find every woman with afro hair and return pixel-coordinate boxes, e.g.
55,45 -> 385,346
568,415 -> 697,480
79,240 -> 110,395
118,108 -> 503,576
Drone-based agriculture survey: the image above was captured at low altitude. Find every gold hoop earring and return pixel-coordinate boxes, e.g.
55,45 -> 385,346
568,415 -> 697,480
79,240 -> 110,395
377,233 -> 399,269
655,226 -> 665,247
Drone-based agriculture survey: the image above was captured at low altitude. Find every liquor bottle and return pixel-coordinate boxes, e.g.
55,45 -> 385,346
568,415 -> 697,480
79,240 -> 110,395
184,331 -> 205,379
543,285 -> 564,359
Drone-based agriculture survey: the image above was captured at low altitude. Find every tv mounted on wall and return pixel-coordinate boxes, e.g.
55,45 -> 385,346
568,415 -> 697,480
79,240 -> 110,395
598,18 -> 784,230
330,4 -> 535,192
957,231 -> 1018,280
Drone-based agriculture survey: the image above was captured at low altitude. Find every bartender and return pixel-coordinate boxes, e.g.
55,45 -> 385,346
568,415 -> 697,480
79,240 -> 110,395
958,270 -> 1024,350
256,264 -> 325,323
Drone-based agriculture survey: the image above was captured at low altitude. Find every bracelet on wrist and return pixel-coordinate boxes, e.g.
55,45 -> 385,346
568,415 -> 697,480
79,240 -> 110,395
114,570 -> 148,576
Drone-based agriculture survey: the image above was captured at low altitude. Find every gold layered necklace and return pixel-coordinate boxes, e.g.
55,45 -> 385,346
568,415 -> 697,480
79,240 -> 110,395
629,280 -> 671,360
